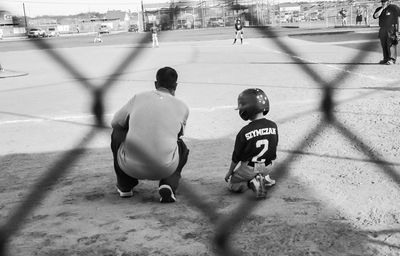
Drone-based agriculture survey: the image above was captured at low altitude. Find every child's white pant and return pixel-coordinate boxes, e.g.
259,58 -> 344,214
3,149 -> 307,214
152,34 -> 159,47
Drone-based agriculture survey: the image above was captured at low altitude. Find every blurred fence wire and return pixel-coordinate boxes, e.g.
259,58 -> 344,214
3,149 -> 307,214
1,0 -> 399,255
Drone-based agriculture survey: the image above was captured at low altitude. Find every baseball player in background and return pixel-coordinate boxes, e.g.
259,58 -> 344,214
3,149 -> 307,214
110,67 -> 189,203
339,8 -> 348,26
356,6 -> 363,25
233,18 -> 244,44
150,24 -> 159,48
225,88 -> 278,199
93,32 -> 103,43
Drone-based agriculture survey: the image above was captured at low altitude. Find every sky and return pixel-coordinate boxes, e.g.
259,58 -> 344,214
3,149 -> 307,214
1,0 -> 144,17
1,0 -> 319,17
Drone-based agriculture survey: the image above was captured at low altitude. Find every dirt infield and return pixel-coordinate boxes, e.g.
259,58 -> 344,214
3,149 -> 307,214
0,28 -> 399,255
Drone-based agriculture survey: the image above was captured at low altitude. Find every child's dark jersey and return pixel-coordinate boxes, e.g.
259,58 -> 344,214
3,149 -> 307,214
232,118 -> 278,166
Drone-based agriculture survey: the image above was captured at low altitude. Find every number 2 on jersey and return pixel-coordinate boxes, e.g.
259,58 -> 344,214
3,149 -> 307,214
251,139 -> 269,163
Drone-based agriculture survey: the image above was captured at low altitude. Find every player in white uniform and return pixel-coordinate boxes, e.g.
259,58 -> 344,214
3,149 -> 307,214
94,32 -> 103,43
111,67 -> 189,203
150,25 -> 159,48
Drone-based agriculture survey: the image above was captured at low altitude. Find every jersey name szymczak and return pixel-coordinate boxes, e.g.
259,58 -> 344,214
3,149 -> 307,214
232,118 -> 278,165
245,127 -> 276,140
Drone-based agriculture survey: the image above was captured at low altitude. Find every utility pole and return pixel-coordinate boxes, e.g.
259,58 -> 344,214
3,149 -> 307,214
278,0 -> 281,26
222,4 -> 225,27
23,3 -> 28,31
324,1 -> 328,27
172,0 -> 175,30
141,0 -> 146,31
350,4 -> 352,26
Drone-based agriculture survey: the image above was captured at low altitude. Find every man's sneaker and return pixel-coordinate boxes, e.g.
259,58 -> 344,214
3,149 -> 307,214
379,59 -> 388,64
159,184 -> 176,203
264,175 -> 276,187
116,185 -> 133,198
386,59 -> 396,65
249,175 -> 267,199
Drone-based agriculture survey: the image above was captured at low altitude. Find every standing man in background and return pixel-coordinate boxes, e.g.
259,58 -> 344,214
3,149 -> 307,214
363,7 -> 369,26
373,0 -> 400,65
339,8 -> 347,26
356,6 -> 363,25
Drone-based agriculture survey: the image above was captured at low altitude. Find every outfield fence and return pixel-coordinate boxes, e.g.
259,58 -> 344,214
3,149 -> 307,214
0,0 -> 399,255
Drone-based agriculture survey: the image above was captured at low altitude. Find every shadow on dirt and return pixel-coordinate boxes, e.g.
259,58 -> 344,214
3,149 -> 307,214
0,138 -> 398,255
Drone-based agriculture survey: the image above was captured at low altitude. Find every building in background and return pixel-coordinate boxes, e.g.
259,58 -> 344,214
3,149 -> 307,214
0,10 -> 29,37
277,3 -> 301,23
105,10 -> 131,30
0,10 -> 13,26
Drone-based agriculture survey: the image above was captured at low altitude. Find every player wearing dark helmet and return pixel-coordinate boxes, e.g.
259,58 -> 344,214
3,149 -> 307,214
225,88 -> 279,199
233,18 -> 244,44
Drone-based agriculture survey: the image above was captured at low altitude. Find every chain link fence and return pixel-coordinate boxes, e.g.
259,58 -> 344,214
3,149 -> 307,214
0,0 -> 399,255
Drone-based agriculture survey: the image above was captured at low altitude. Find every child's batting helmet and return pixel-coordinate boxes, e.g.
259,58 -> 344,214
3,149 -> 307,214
236,88 -> 269,121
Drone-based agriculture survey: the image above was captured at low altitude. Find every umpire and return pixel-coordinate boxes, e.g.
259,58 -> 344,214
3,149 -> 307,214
373,0 -> 400,65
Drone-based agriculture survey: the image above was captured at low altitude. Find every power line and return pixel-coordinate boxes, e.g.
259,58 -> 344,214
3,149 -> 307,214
2,0 -> 142,5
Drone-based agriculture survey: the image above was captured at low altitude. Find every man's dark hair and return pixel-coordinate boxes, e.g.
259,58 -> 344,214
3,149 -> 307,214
156,67 -> 178,90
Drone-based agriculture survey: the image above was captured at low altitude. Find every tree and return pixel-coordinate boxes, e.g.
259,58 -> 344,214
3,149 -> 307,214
12,16 -> 26,27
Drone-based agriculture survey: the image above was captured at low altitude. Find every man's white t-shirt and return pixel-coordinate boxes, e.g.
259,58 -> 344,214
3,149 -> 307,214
111,89 -> 189,180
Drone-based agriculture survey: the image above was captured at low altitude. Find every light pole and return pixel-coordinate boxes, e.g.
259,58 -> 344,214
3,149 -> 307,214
141,0 -> 146,31
324,1 -> 328,27
278,0 -> 281,26
23,3 -> 28,31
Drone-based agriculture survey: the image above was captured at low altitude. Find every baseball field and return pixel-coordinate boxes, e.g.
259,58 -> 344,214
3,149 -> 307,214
0,26 -> 399,255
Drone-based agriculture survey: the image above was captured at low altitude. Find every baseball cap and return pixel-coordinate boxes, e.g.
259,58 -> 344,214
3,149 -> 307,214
381,0 -> 388,2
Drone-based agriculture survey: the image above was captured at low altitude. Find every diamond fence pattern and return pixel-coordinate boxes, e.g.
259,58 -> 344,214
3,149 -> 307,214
0,2 -> 399,255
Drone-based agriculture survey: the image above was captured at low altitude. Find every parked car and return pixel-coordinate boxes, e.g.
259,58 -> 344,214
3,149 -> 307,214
27,28 -> 47,38
99,25 -> 110,34
176,19 -> 188,29
224,17 -> 235,26
208,17 -> 224,27
128,24 -> 138,32
161,23 -> 172,31
47,27 -> 60,37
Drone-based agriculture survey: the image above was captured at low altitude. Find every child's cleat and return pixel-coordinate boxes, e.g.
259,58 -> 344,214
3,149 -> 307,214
249,175 -> 267,199
264,175 -> 276,187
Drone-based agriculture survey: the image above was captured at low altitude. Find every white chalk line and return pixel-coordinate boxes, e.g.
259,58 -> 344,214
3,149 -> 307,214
0,100 -> 317,126
317,39 -> 380,45
253,38 -> 396,83
0,107 -> 235,125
